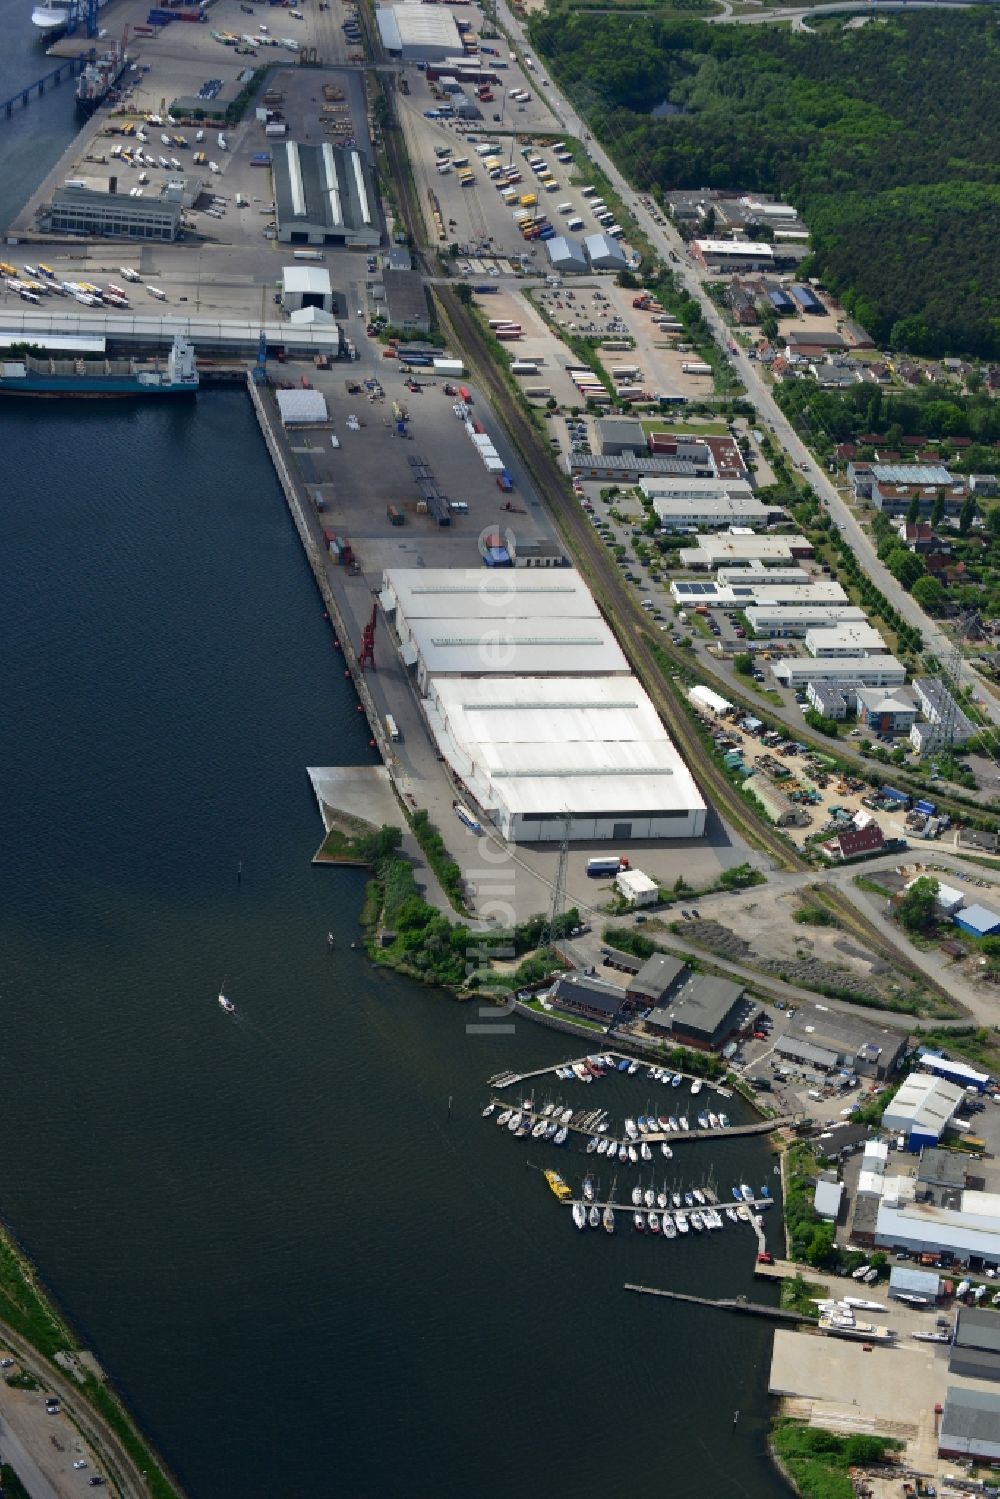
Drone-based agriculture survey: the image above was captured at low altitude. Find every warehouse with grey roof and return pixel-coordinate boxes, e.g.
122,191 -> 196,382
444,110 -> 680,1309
271,141 -> 380,248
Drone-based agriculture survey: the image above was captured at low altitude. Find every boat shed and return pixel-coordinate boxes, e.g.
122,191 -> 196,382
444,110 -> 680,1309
939,1387 -> 1000,1461
954,904 -> 1000,939
271,141 -> 380,248
888,1265 -> 940,1303
882,1073 -> 965,1148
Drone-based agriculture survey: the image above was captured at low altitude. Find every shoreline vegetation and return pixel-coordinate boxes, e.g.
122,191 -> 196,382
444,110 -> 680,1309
0,1224 -> 183,1499
771,1420 -> 903,1499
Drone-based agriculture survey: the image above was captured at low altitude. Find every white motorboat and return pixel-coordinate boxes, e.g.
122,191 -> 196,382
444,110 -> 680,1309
218,987 -> 235,1014
582,1175 -> 595,1203
726,1206 -> 738,1223
482,1102 -> 496,1118
572,1202 -> 587,1231
532,1119 -> 547,1139
589,1204 -> 600,1230
627,1061 -> 639,1075
672,1192 -> 682,1209
618,1143 -> 628,1163
627,1145 -> 638,1164
692,1188 -> 706,1207
708,1112 -> 720,1129
689,1212 -> 704,1232
648,1212 -> 660,1234
679,1116 -> 690,1131
675,1212 -> 689,1233
603,1205 -> 615,1234
508,1112 -> 523,1132
633,1211 -> 645,1232
640,1143 -> 652,1162
586,1136 -> 599,1154
597,1138 -> 609,1156
662,1213 -> 676,1239
624,1118 -> 638,1139
560,1108 -> 574,1126
741,1183 -> 754,1202
554,1127 -> 568,1145
631,1186 -> 642,1207
497,1109 -> 512,1127
661,1143 -> 673,1159
657,1190 -> 668,1210
644,1188 -> 656,1209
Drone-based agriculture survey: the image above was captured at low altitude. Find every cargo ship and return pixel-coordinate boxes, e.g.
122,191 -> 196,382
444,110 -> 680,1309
0,334 -> 200,398
75,46 -> 128,117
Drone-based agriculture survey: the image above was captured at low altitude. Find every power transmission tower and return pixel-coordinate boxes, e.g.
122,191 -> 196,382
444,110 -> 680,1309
541,817 -> 571,952
935,613 -> 972,758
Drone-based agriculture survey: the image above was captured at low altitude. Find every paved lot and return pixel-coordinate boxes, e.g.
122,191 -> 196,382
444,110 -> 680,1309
0,1352 -> 101,1499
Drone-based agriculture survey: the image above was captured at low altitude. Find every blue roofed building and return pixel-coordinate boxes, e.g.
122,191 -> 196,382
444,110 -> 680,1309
954,904 -> 1000,939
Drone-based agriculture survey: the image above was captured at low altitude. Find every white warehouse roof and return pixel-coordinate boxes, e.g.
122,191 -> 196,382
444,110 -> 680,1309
805,623 -> 889,657
695,239 -> 773,257
882,1073 -> 965,1138
282,264 -> 332,296
424,674 -> 706,826
688,684 -> 732,716
382,568 -> 600,621
905,876 -> 964,914
275,388 -> 328,424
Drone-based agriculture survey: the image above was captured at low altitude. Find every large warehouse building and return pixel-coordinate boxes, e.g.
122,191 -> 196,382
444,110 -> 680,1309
375,4 -> 463,60
380,569 -> 707,844
271,141 -> 380,248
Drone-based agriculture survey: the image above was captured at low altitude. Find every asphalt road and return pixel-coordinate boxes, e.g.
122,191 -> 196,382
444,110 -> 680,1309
493,1 -> 1000,728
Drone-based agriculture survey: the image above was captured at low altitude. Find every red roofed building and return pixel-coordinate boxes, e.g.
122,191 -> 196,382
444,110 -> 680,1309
820,823 -> 885,862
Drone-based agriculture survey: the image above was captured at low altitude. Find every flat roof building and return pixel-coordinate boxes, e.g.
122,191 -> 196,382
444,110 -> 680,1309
692,239 -> 774,271
596,416 -> 647,456
804,623 -> 888,658
271,141 -> 380,248
41,182 -> 182,241
744,605 -> 865,638
422,674 -> 707,844
888,1264 -> 940,1302
814,1176 -> 843,1220
651,495 -> 780,530
547,972 -> 626,1025
954,904 -> 1000,938
678,534 -> 813,569
382,269 -> 430,332
772,656 -> 906,688
950,1308 -> 1000,1382
671,579 -> 847,609
616,869 -> 659,907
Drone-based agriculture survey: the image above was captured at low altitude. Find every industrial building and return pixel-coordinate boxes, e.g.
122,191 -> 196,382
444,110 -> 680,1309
686,685 -> 733,718
41,182 -> 182,241
744,605 -> 866,639
950,1308 -> 1000,1382
678,534 -> 813,570
423,675 -> 707,843
773,656 -> 905,689
375,4 -> 463,60
854,688 -> 917,734
381,269 -> 430,333
584,232 -> 627,270
568,454 -> 701,483
776,1004 -> 906,1080
545,236 -> 588,275
271,141 -> 380,248
882,1072 -> 965,1148
743,771 -> 809,828
877,1187 -> 1000,1266
918,1053 -> 991,1093
596,417 -> 647,456
671,579 -> 847,610
691,239 -> 774,272
904,876 -> 964,917
639,476 -> 754,502
281,264 -> 334,313
911,677 -> 977,749
649,495 -> 779,530
644,972 -> 748,1050
939,1388 -> 1000,1461
804,623 -> 888,658
954,904 -> 1000,938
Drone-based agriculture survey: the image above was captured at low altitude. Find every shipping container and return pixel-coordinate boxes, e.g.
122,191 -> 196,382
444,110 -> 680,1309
587,857 -> 622,877
386,504 -> 404,527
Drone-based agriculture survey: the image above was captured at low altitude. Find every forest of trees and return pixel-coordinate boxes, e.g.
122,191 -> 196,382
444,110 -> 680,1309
528,11 -> 1000,358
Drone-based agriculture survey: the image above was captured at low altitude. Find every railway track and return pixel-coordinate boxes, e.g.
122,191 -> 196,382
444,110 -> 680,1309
375,89 -> 969,1014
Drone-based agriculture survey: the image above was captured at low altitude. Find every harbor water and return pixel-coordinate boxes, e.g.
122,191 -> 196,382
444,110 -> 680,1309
0,0 -> 84,231
0,393 -> 792,1499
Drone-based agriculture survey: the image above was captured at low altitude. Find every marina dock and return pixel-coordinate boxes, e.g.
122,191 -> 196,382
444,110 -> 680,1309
488,1052 -> 733,1098
487,1093 -> 790,1147
624,1286 -> 810,1325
